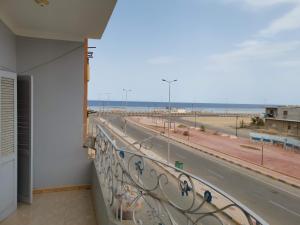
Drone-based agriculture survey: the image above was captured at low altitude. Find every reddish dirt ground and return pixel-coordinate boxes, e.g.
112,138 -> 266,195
131,117 -> 300,180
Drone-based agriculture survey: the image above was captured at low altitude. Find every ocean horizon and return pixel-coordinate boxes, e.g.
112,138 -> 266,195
89,100 -> 273,114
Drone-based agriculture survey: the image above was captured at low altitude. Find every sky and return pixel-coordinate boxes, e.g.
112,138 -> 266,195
88,0 -> 300,105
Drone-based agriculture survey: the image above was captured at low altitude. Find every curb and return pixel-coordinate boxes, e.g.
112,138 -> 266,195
127,118 -> 300,189
99,120 -> 241,225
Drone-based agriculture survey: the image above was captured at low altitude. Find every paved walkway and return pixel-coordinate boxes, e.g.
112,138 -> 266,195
129,117 -> 300,188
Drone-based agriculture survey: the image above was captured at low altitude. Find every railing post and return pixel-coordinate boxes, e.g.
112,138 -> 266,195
94,124 -> 269,225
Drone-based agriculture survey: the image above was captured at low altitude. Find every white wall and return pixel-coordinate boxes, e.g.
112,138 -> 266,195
277,107 -> 300,121
16,36 -> 91,189
0,19 -> 91,189
0,21 -> 17,220
0,20 -> 16,72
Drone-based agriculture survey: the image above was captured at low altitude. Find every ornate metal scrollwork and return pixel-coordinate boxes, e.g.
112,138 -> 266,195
135,160 -> 144,175
94,125 -> 268,225
180,180 -> 191,197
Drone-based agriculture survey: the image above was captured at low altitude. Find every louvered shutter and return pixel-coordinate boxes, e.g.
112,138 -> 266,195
0,77 -> 15,155
0,71 -> 17,221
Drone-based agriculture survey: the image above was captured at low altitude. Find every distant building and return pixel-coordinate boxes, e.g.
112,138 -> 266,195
265,106 -> 300,137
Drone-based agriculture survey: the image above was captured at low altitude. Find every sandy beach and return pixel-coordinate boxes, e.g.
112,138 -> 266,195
183,116 -> 252,128
181,116 -> 253,138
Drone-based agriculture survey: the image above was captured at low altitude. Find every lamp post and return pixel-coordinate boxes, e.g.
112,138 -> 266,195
193,103 -> 197,128
99,92 -> 111,113
98,92 -> 103,114
162,79 -> 178,164
261,142 -> 264,165
103,92 -> 111,112
103,92 -> 111,124
235,115 -> 238,137
123,88 -> 132,136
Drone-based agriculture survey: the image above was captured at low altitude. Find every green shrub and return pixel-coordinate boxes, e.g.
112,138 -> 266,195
251,116 -> 265,126
200,125 -> 206,132
183,130 -> 189,136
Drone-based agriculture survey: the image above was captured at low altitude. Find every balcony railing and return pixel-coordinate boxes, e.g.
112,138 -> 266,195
94,124 -> 269,225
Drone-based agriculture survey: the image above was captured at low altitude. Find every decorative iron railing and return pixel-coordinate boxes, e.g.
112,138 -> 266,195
94,124 -> 269,225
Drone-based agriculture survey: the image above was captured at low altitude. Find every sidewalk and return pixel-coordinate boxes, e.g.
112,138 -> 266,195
128,116 -> 300,189
96,118 -> 260,225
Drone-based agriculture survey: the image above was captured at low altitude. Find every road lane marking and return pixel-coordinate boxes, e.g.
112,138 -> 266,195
175,153 -> 186,159
207,169 -> 224,179
127,123 -> 300,198
269,200 -> 300,217
165,136 -> 300,199
107,118 -> 300,199
222,163 -> 300,199
252,192 -> 263,198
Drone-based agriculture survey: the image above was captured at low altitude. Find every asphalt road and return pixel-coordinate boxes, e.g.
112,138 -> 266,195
100,124 -> 222,225
104,115 -> 300,225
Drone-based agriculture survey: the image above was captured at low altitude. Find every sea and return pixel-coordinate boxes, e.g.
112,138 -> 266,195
89,100 -> 272,114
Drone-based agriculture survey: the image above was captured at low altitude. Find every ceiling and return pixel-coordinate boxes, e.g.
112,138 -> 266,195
0,0 -> 117,41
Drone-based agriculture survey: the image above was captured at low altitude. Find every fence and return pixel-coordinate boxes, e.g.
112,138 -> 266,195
94,124 -> 269,225
250,132 -> 300,149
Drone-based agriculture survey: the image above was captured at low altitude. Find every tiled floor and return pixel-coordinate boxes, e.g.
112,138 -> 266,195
0,190 -> 97,225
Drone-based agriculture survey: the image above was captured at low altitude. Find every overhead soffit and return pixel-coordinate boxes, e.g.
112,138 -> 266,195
0,0 -> 117,41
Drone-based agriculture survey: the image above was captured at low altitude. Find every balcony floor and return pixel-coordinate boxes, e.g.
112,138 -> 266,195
1,190 -> 97,225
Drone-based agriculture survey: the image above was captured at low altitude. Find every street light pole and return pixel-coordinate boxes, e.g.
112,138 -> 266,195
236,115 -> 238,137
103,92 -> 111,112
123,88 -> 132,136
162,79 -> 178,164
261,142 -> 264,165
103,92 -> 111,123
98,92 -> 104,114
193,103 -> 197,128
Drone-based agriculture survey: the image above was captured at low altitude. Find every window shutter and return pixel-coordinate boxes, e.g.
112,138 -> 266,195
0,77 -> 15,155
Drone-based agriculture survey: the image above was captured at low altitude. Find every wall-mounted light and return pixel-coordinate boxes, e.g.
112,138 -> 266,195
35,0 -> 49,7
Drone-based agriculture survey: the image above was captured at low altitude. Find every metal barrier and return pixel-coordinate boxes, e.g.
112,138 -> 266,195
97,110 -> 256,118
94,125 -> 269,225
250,132 -> 300,149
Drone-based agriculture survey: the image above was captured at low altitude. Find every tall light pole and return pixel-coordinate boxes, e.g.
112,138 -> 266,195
261,142 -> 264,165
162,79 -> 178,164
98,92 -> 103,114
99,92 -> 111,113
103,92 -> 111,112
123,88 -> 132,136
235,115 -> 238,137
192,102 -> 197,128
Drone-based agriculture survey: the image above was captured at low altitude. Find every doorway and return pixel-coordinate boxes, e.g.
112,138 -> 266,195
17,75 -> 33,204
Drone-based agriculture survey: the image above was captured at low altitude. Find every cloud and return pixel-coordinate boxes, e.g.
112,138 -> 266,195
206,1 -> 300,74
223,0 -> 299,8
205,40 -> 300,72
259,5 -> 300,36
146,56 -> 180,65
223,0 -> 300,36
276,59 -> 300,67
